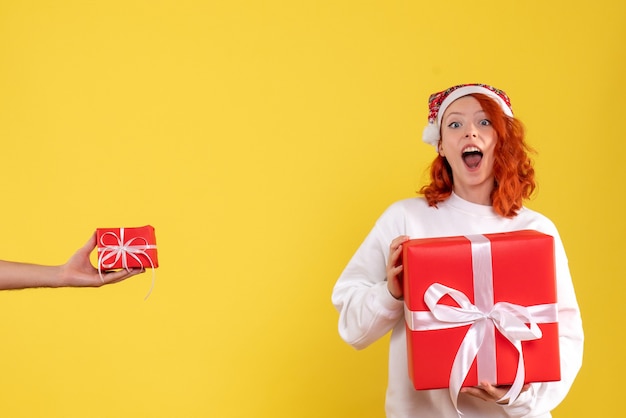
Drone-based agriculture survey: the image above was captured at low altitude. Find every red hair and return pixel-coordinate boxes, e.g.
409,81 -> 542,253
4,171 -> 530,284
419,93 -> 536,218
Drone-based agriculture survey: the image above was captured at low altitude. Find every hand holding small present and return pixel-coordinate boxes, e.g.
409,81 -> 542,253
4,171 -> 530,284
59,232 -> 145,287
0,232 -> 144,290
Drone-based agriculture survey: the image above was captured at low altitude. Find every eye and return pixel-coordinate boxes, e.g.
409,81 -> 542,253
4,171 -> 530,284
479,119 -> 491,126
448,121 -> 461,129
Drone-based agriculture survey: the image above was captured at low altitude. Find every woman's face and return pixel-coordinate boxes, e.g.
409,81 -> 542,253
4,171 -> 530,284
439,95 -> 497,205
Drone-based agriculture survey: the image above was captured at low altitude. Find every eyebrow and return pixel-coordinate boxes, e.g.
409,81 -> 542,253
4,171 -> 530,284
444,110 -> 487,120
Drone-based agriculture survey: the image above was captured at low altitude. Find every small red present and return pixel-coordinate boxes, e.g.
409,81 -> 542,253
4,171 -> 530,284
402,230 -> 560,409
96,225 -> 159,272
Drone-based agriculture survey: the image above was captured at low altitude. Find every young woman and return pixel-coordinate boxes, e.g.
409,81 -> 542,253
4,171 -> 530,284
0,232 -> 144,290
332,84 -> 584,417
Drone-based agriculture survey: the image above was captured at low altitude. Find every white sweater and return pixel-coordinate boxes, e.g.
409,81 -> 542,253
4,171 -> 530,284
332,193 -> 584,418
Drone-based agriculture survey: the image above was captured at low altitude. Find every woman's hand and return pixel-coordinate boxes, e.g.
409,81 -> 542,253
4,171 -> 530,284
58,233 -> 145,287
461,381 -> 530,404
386,235 -> 410,299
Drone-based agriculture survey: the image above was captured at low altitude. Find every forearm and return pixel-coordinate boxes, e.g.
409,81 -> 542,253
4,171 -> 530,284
0,260 -> 63,290
333,280 -> 404,349
333,208 -> 409,348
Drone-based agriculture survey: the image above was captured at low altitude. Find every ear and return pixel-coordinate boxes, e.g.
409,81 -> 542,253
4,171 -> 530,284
438,141 -> 445,157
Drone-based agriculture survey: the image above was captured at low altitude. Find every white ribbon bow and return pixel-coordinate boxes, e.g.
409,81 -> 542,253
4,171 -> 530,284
417,283 -> 557,413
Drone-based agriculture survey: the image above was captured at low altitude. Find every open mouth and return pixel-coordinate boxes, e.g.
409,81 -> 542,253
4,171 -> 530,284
462,146 -> 483,169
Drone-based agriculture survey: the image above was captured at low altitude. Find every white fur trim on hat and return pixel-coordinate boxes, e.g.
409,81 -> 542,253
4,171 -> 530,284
436,86 -> 513,127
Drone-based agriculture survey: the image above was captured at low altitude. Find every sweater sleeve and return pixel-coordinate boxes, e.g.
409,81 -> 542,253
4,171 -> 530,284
331,210 -> 405,350
501,227 -> 584,417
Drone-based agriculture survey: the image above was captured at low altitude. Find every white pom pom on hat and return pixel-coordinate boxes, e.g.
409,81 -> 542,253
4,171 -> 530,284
421,84 -> 514,151
422,123 -> 440,148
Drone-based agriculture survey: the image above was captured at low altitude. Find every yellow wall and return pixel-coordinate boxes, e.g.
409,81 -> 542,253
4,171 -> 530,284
0,1 -> 623,416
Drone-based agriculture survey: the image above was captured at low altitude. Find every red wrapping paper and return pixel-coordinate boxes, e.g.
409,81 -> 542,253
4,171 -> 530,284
96,225 -> 159,271
402,230 -> 560,391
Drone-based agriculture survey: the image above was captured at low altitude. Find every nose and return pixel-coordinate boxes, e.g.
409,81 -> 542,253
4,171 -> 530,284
464,123 -> 478,138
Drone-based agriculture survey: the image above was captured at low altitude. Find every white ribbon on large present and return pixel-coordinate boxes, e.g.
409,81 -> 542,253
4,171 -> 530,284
97,228 -> 157,299
404,234 -> 558,414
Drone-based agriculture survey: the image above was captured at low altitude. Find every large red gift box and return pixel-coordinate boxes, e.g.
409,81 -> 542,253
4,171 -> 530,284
402,230 -> 560,400
96,225 -> 159,271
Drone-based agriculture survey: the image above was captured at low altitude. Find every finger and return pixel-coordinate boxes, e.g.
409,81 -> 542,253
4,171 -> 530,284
389,236 -> 409,254
80,232 -> 97,253
388,264 -> 403,275
460,386 -> 490,401
390,235 -> 410,250
479,381 -> 498,396
387,265 -> 402,284
388,239 -> 407,262
100,268 -> 145,285
104,270 -> 142,285
392,242 -> 405,254
389,243 -> 403,260
478,381 -> 511,403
